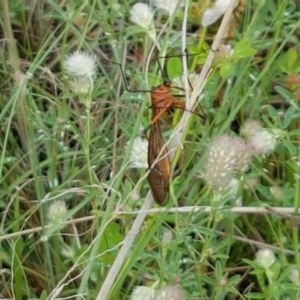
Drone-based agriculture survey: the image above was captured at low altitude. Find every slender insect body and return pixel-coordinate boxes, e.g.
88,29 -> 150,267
147,83 -> 185,205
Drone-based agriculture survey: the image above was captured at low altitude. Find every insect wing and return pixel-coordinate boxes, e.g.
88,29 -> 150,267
147,121 -> 170,205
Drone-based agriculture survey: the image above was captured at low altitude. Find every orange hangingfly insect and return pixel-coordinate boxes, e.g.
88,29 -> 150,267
147,82 -> 185,205
102,57 -> 192,205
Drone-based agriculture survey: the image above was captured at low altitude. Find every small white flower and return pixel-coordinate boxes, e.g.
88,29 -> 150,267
232,138 -> 252,172
162,228 -> 173,244
47,200 -> 67,224
154,285 -> 185,300
202,135 -> 251,192
247,129 -> 277,156
127,137 -> 148,169
111,3 -> 121,11
130,3 -> 154,30
61,245 -> 75,258
235,196 -> 243,207
130,286 -> 155,300
64,51 -> 97,79
241,120 -> 278,156
63,51 -> 97,95
256,248 -> 276,269
289,267 -> 300,286
270,186 -> 283,200
153,0 -> 182,15
201,0 -> 236,27
240,120 -> 262,138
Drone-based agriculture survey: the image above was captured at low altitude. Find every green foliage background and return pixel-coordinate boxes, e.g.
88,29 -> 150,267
0,0 -> 300,299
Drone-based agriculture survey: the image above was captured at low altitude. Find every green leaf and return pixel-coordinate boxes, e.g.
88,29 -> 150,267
233,40 -> 256,59
274,48 -> 300,73
220,61 -> 234,79
166,56 -> 182,80
125,25 -> 150,37
187,44 -> 209,67
283,106 -> 300,129
261,105 -> 282,127
98,222 -> 124,264
40,291 -> 48,300
281,139 -> 297,156
274,85 -> 293,101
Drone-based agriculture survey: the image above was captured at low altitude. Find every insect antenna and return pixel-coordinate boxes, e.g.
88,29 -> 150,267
101,58 -> 154,94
